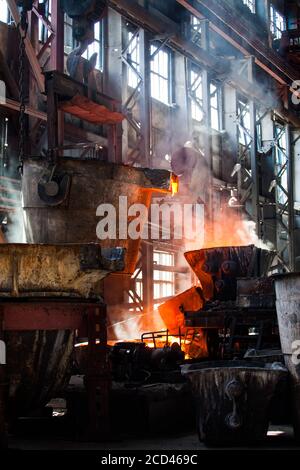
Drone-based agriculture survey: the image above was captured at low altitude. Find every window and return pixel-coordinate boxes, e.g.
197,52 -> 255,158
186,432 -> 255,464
210,83 -> 221,131
256,118 -> 263,151
270,5 -> 285,40
64,15 -> 103,70
39,0 -> 51,43
0,0 -> 8,23
127,31 -> 140,88
128,268 -> 143,306
64,13 -> 73,55
82,21 -> 103,71
274,125 -> 288,205
191,15 -> 202,46
190,68 -> 203,122
242,0 -> 255,13
150,45 -> 171,105
153,251 -> 175,302
126,32 -> 171,103
237,99 -> 251,146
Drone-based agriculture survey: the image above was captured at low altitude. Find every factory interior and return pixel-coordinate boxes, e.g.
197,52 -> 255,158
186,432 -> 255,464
1,0 -> 300,454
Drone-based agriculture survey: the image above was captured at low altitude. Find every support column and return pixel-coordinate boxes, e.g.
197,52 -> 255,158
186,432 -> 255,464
49,0 -> 64,72
286,124 -> 295,270
104,9 -> 123,163
141,242 -> 154,315
46,75 -> 59,158
172,53 -> 189,151
223,85 -> 238,181
49,0 -> 64,153
28,4 -> 41,154
86,303 -> 110,439
139,29 -> 151,167
248,56 -> 260,233
202,67 -> 213,209
249,99 -> 259,231
292,129 -> 300,270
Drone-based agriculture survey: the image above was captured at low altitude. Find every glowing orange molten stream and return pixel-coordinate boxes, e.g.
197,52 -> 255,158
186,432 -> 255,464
170,174 -> 179,196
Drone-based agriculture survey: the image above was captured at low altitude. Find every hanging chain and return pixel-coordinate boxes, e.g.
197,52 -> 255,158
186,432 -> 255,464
17,9 -> 28,175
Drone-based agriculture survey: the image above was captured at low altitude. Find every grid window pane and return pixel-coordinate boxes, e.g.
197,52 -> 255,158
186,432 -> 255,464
270,5 -> 285,40
82,21 -> 103,71
238,99 -> 251,146
210,83 -> 221,131
242,0 -> 255,13
150,45 -> 171,104
153,251 -> 174,266
191,15 -> 202,46
190,69 -> 203,122
64,14 -> 73,54
275,126 -> 288,205
127,31 -> 140,88
39,0 -> 52,42
153,251 -> 175,301
211,107 -> 219,131
0,0 -> 8,23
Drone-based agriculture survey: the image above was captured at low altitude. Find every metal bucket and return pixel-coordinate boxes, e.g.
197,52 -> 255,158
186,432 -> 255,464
6,330 -> 74,417
274,273 -> 300,439
0,243 -> 124,417
0,243 -> 124,298
181,360 -> 288,444
184,245 -> 274,301
22,158 -> 173,274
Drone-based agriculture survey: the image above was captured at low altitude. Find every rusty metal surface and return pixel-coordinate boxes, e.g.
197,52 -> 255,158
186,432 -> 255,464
59,95 -> 124,124
22,158 -> 173,274
184,245 -> 274,301
237,277 -> 275,309
158,286 -> 204,333
182,360 -> 288,444
0,243 -> 124,298
45,70 -> 120,111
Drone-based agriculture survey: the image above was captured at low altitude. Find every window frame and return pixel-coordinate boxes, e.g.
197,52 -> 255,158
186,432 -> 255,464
270,4 -> 286,40
38,0 -> 52,43
0,0 -> 10,24
242,0 -> 256,14
150,42 -> 172,105
190,14 -> 202,46
153,250 -> 175,302
64,13 -> 74,55
81,20 -> 104,72
189,65 -> 204,123
237,97 -> 251,147
274,124 -> 288,205
126,28 -> 140,89
209,81 -> 222,131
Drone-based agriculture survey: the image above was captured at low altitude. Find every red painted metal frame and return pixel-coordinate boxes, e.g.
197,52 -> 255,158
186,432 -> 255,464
0,298 -> 110,441
0,300 -> 100,333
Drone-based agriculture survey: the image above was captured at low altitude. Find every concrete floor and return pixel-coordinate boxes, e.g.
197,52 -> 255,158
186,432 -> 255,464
7,425 -> 300,450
